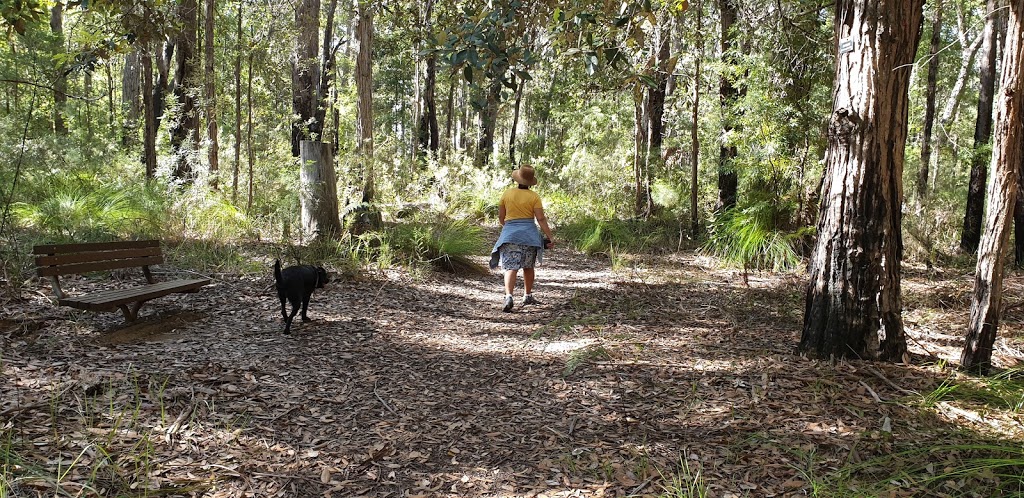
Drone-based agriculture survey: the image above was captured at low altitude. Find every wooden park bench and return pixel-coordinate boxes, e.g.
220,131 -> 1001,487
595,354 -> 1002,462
33,240 -> 210,322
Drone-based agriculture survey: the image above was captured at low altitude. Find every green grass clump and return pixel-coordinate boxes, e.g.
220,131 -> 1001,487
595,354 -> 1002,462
13,174 -> 164,242
559,217 -> 671,255
356,219 -> 487,274
701,202 -> 810,280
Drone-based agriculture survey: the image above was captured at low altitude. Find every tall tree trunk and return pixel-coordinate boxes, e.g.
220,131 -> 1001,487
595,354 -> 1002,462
233,0 -> 242,203
154,41 -> 175,131
50,3 -> 67,135
142,46 -> 158,179
442,70 -> 455,159
717,0 -> 739,211
962,0 -> 1024,373
315,0 -> 339,132
122,49 -> 143,146
106,59 -> 115,130
508,75 -> 525,165
205,0 -> 219,189
246,33 -> 254,213
960,0 -> 1001,253
170,0 -> 200,182
800,0 -> 925,361
644,18 -> 671,218
939,2 -> 985,127
474,78 -> 501,169
691,0 -> 704,238
123,48 -> 143,146
291,0 -> 320,157
421,50 -> 440,154
300,140 -> 342,239
632,85 -> 650,216
918,0 -> 942,200
355,0 -> 376,207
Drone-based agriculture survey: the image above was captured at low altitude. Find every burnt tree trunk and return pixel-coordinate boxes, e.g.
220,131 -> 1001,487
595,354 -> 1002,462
800,0 -> 925,361
962,0 -> 1024,373
961,0 -> 1001,253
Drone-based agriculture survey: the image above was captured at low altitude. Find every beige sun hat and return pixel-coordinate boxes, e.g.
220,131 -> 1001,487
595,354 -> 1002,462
511,164 -> 538,186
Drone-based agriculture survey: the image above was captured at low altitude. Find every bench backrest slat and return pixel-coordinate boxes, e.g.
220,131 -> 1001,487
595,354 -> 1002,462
34,247 -> 162,267
33,241 -> 166,277
33,240 -> 159,255
36,256 -> 165,277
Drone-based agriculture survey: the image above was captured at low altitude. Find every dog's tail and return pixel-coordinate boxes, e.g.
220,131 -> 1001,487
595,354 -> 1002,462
274,259 -> 283,284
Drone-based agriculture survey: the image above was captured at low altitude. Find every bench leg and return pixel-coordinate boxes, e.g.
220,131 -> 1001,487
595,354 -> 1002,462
118,301 -> 146,322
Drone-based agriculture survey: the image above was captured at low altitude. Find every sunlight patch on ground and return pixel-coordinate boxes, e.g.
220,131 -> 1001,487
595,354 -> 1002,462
534,339 -> 596,354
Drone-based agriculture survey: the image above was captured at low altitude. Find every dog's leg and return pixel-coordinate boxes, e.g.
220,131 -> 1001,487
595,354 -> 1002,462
282,303 -> 299,334
300,293 -> 312,322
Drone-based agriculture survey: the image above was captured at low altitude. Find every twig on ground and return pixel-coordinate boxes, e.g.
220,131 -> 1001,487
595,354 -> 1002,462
373,380 -> 398,415
858,380 -> 884,403
864,366 -> 917,396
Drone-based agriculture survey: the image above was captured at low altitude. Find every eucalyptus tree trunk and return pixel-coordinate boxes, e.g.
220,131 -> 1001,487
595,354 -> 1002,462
508,76 -> 524,165
170,0 -> 200,182
644,17 -> 671,219
142,46 -> 158,179
918,0 -> 942,200
123,48 -> 143,146
355,0 -> 376,207
962,0 -> 1024,373
50,3 -> 67,135
314,0 -> 339,135
939,2 -> 983,127
421,53 -> 439,155
717,0 -> 739,211
691,0 -> 704,238
233,0 -> 242,203
474,78 -> 501,169
300,140 -> 342,239
961,0 -> 1001,253
801,0 -> 924,361
291,0 -> 320,157
632,85 -> 649,216
154,41 -> 174,131
204,0 -> 219,189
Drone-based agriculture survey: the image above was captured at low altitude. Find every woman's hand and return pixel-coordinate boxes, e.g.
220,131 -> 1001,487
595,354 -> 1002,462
544,238 -> 554,249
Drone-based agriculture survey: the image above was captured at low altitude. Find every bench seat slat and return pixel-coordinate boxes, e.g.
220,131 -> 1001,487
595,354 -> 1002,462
37,256 -> 165,277
59,279 -> 211,311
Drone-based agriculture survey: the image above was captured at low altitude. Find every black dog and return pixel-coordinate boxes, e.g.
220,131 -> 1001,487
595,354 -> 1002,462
274,259 -> 329,334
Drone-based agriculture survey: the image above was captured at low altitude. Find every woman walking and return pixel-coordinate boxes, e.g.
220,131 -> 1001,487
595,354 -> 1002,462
489,165 -> 555,312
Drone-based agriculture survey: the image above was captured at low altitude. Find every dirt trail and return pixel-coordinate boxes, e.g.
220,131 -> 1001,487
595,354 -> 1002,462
0,249 -> 1013,497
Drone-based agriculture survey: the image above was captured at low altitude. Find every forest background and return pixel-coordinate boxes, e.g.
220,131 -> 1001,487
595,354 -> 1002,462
3,0 -> 1024,495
